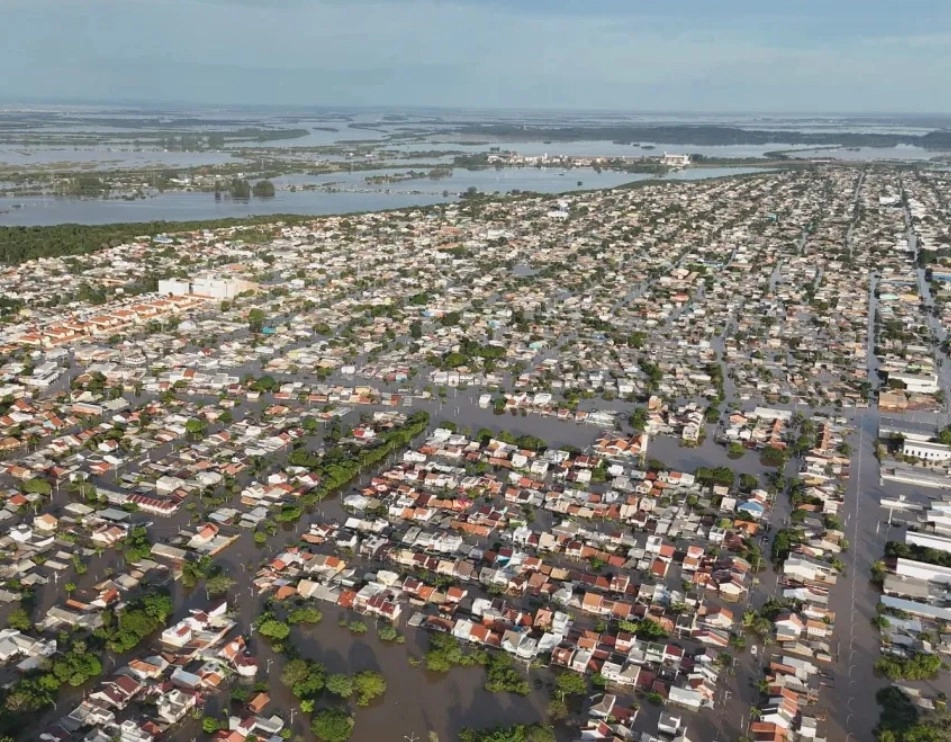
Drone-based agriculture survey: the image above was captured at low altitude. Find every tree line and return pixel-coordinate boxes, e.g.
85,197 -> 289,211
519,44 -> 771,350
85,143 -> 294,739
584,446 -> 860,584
0,215 -> 312,265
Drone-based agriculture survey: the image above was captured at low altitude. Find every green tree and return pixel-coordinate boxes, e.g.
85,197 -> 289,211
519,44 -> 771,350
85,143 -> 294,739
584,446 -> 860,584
326,674 -> 354,698
547,697 -> 569,720
312,707 -> 355,742
459,725 -> 555,742
281,658 -> 326,699
248,308 -> 266,333
628,407 -> 648,432
554,671 -> 587,700
353,669 -> 387,706
485,652 -> 529,695
377,623 -> 399,641
634,618 -> 668,640
281,658 -> 312,691
205,571 -> 236,596
258,618 -> 291,641
23,478 -> 52,496
739,473 -> 758,491
252,180 -> 276,197
184,418 -> 206,436
202,717 -> 222,733
875,652 -> 942,681
287,606 -> 323,625
761,446 -> 786,467
230,178 -> 252,199
6,607 -> 32,631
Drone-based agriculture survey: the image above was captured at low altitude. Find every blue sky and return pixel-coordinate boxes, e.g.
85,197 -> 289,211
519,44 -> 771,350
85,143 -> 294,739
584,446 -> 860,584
1,0 -> 948,112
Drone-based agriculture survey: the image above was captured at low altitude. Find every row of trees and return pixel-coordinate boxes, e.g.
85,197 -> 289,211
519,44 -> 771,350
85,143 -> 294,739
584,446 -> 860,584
885,540 -> 951,569
874,651 -> 943,681
423,632 -> 530,695
459,725 -> 555,742
0,215 -> 306,265
467,426 -> 546,451
281,657 -> 386,708
96,592 -> 174,653
694,466 -> 736,487
214,179 -> 276,199
300,411 -> 430,506
279,656 -> 386,741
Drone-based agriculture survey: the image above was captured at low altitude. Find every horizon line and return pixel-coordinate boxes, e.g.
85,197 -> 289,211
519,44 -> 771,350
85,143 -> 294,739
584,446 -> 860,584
1,97 -> 949,119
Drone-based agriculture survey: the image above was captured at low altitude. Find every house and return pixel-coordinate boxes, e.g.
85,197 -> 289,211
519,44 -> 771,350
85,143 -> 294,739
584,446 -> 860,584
783,556 -> 837,585
669,684 -> 706,710
162,622 -> 193,647
156,688 -> 196,723
247,692 -> 270,715
589,694 -> 617,719
700,606 -> 733,630
774,612 -> 804,640
658,710 -> 684,736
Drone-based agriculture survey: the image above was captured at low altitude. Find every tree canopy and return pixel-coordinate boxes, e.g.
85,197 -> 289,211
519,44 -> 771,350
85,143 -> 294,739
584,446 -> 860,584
312,707 -> 354,742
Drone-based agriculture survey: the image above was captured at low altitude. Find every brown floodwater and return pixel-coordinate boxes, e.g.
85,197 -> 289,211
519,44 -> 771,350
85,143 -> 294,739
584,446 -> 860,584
267,604 -> 554,742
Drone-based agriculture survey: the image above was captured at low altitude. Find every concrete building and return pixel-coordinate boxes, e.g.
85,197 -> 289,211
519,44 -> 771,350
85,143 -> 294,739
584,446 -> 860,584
906,530 -> 951,554
156,279 -> 191,296
889,372 -> 940,395
661,153 -> 691,168
895,557 -> 951,586
902,440 -> 951,463
158,275 -> 257,300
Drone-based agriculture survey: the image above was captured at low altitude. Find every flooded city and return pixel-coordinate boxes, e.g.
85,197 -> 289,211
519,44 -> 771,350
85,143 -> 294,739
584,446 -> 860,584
1,99 -> 951,742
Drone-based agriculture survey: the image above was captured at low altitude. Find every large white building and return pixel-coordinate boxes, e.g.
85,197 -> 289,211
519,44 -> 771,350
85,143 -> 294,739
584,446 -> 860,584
889,372 -> 940,395
158,275 -> 257,301
895,557 -> 951,585
902,439 -> 951,463
661,153 -> 691,168
156,278 -> 191,296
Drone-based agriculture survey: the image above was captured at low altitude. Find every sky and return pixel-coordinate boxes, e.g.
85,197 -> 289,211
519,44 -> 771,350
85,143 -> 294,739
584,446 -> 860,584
1,0 -> 949,112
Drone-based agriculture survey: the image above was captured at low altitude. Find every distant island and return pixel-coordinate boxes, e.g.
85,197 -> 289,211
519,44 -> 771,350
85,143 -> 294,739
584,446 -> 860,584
450,123 -> 951,151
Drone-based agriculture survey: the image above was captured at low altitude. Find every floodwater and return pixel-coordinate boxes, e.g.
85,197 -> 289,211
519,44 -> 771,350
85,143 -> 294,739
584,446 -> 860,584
788,144 -> 946,161
0,166 -> 771,226
282,165 -> 637,192
282,606 -> 552,742
0,190 -> 452,226
251,125 -> 390,148
462,140 -> 805,159
0,146 -> 240,170
6,302 -> 840,742
22,392 -> 588,740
